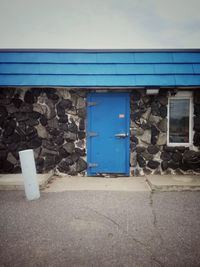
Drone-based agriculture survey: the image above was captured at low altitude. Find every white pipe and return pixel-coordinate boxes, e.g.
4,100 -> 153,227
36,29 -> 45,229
19,149 -> 40,200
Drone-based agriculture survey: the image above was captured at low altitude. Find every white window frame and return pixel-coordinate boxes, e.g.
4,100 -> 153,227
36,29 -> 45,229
167,91 -> 193,147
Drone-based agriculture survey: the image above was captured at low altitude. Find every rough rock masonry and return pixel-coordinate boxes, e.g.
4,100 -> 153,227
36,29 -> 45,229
0,88 -> 200,176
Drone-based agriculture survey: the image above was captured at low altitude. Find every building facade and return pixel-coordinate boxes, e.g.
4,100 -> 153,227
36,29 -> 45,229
0,49 -> 200,176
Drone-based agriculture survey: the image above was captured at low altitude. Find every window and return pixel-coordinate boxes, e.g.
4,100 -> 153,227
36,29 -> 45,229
167,91 -> 193,146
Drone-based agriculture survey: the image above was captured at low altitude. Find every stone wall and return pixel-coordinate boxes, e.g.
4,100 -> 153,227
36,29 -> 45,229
0,88 -> 87,175
0,87 -> 200,176
130,89 -> 200,176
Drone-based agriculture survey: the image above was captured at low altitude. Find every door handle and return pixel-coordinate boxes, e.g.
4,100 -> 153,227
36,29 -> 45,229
115,133 -> 129,138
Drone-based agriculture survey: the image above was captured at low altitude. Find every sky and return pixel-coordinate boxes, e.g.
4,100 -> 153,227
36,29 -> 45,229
0,0 -> 199,49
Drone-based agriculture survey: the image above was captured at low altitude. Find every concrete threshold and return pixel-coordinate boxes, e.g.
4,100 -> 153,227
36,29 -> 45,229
146,175 -> 200,192
0,172 -> 53,190
0,173 -> 200,192
44,176 -> 150,192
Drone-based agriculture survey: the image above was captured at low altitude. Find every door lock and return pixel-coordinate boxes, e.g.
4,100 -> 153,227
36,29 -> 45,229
115,133 -> 129,138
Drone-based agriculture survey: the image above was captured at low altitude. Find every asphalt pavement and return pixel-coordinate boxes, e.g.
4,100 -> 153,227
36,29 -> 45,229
0,190 -> 200,267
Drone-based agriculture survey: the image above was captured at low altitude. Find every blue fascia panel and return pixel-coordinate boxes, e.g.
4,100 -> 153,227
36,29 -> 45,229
0,63 -> 197,75
0,75 -> 96,86
172,53 -> 200,63
0,63 -> 155,75
134,52 -> 173,63
0,52 -> 135,64
96,53 -> 135,63
0,74 -> 199,87
1,51 -> 200,64
193,64 -> 200,74
174,75 -> 200,86
154,64 -> 194,74
115,64 -> 155,74
0,74 -> 135,86
0,52 -> 98,64
135,75 -> 176,86
0,51 -> 200,87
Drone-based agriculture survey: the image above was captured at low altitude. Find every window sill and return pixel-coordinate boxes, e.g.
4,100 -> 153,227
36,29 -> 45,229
167,142 -> 192,147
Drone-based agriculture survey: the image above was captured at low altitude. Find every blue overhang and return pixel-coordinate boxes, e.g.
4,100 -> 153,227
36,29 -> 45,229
0,49 -> 200,87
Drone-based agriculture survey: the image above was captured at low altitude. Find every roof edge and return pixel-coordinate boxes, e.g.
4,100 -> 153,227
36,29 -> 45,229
0,48 -> 200,53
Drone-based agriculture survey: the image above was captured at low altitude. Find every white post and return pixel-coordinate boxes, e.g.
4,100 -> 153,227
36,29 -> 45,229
19,149 -> 40,200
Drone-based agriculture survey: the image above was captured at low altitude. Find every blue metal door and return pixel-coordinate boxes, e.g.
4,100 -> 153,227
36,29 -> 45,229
87,92 -> 130,176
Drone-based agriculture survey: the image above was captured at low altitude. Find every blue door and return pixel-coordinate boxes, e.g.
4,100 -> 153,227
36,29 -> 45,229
87,92 -> 130,176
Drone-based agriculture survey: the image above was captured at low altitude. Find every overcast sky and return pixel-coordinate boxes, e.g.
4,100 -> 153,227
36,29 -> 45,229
0,0 -> 199,49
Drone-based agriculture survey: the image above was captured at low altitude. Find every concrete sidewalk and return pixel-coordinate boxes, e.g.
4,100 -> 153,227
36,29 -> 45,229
0,172 -> 53,190
44,174 -> 200,192
146,174 -> 200,192
0,173 -> 200,192
44,176 -> 150,192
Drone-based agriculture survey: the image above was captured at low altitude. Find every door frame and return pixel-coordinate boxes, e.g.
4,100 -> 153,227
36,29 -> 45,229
87,92 -> 130,176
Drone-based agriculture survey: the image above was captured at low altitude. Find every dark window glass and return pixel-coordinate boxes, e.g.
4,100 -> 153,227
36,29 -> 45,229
169,99 -> 190,143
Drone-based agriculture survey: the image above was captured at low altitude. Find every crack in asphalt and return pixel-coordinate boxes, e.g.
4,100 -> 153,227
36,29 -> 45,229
149,191 -> 165,267
84,206 -> 164,267
149,191 -> 157,226
149,192 -> 164,246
